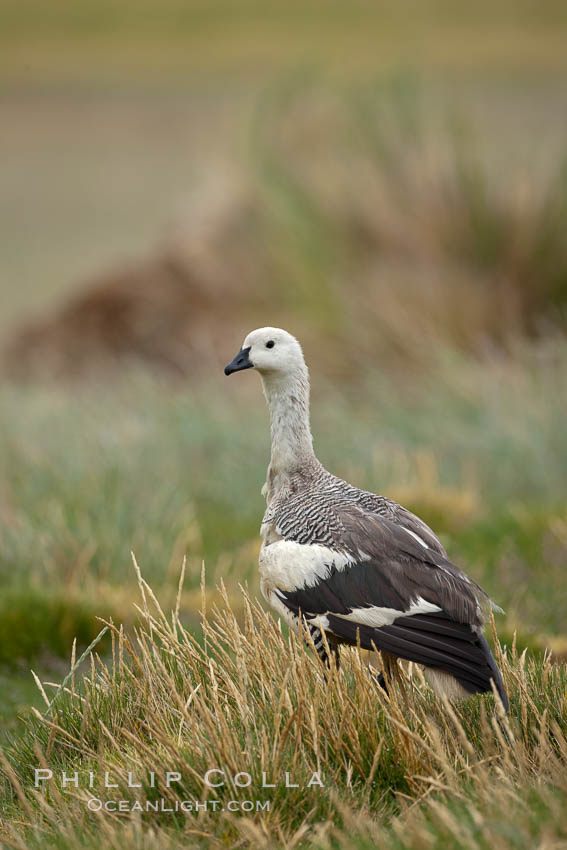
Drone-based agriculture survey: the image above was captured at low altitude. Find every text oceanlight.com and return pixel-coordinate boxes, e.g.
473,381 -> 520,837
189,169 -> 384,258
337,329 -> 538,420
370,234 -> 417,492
87,798 -> 271,813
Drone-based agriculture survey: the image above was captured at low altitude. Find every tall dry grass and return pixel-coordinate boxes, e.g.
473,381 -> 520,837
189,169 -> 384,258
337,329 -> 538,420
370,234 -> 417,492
1,558 -> 566,849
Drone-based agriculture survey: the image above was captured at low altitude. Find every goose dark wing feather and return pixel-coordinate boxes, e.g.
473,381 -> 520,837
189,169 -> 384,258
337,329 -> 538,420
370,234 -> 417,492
325,611 -> 508,707
392,505 -> 449,557
338,508 -> 486,624
279,559 -> 406,617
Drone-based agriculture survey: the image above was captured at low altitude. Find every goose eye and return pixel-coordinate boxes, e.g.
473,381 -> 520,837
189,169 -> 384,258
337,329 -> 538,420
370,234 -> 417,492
266,340 -> 275,349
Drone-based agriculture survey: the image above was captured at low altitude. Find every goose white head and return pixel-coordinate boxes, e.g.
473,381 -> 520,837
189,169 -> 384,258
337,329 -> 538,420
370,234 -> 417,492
224,327 -> 306,378
225,327 -> 315,478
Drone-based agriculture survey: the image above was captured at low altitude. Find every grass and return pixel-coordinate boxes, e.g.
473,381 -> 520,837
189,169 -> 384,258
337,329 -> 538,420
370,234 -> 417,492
1,568 -> 566,848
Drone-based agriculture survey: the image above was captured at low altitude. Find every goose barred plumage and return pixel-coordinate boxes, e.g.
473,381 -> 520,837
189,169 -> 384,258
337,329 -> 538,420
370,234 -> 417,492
224,327 -> 508,710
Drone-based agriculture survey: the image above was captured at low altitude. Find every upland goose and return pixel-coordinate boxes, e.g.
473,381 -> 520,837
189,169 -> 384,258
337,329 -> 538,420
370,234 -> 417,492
224,328 -> 508,709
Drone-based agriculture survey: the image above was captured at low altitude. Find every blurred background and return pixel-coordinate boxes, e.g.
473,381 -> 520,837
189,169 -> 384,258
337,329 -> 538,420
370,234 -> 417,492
1,0 -> 567,733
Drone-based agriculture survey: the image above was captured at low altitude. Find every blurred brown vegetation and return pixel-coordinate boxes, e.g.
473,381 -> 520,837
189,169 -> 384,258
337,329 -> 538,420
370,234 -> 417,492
3,88 -> 567,382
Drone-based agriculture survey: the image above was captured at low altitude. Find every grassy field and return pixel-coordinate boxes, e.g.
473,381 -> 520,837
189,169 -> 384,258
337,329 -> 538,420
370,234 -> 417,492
1,567 -> 566,848
1,2 -> 567,847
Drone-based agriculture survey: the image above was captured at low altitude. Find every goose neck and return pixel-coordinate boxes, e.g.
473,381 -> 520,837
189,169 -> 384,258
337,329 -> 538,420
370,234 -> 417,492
261,371 -> 315,476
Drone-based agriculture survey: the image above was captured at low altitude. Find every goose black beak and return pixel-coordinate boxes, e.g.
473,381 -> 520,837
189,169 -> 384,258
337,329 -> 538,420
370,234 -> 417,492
224,346 -> 253,376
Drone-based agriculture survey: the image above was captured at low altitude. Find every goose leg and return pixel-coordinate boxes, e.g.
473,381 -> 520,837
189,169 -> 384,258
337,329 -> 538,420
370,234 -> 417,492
369,668 -> 389,694
308,624 -> 340,670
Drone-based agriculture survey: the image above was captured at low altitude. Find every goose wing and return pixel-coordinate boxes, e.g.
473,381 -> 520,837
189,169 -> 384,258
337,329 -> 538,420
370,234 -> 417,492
265,505 -> 507,706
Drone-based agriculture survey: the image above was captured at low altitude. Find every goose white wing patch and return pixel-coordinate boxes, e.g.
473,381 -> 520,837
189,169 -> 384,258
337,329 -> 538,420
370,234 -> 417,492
331,597 -> 441,629
259,540 -> 352,594
400,527 -> 430,550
